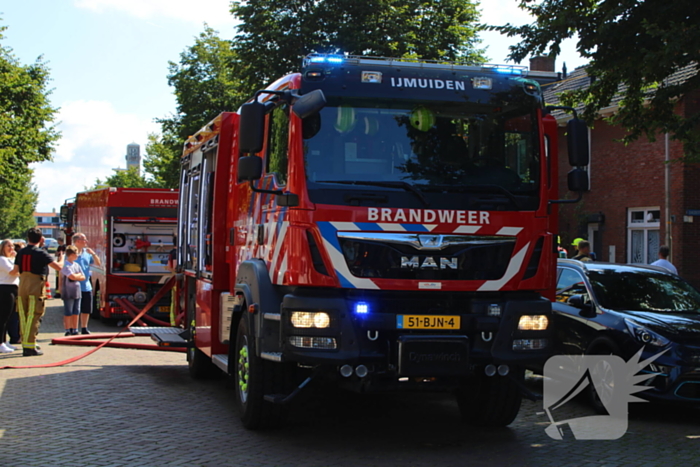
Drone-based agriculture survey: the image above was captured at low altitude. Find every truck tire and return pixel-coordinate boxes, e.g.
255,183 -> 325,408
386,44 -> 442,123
234,317 -> 288,429
456,370 -> 523,427
187,346 -> 221,380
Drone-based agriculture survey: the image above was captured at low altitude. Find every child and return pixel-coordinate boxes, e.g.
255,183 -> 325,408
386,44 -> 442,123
60,246 -> 85,336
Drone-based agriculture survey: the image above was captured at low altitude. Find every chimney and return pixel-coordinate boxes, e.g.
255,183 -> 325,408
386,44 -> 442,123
530,55 -> 556,72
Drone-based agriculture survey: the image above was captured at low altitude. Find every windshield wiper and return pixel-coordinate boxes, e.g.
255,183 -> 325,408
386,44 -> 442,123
424,184 -> 521,210
316,180 -> 430,207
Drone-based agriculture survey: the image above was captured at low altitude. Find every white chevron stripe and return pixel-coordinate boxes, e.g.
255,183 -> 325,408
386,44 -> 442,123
378,223 -> 406,231
453,225 -> 481,234
275,253 -> 288,284
269,221 -> 289,282
330,221 -> 360,231
497,227 -> 523,236
321,237 -> 379,289
477,242 -> 530,291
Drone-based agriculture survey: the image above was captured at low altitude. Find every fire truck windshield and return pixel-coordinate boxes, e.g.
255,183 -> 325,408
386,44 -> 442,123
302,99 -> 541,211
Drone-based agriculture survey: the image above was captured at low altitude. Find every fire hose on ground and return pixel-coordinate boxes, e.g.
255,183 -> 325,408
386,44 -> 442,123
1,275 -> 184,370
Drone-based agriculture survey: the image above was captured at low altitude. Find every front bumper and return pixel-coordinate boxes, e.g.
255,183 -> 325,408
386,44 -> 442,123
268,290 -> 552,386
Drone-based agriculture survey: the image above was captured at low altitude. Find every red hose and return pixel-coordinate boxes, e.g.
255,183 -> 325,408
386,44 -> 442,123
2,276 -> 180,369
116,297 -> 172,327
52,333 -> 185,352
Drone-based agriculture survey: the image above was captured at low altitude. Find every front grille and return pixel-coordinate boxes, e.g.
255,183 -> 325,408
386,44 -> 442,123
338,236 -> 515,280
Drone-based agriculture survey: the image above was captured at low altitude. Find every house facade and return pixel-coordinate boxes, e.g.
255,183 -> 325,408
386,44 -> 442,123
541,63 -> 700,287
33,210 -> 61,239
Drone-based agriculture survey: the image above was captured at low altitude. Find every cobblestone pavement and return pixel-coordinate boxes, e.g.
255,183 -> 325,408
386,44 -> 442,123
1,276 -> 700,466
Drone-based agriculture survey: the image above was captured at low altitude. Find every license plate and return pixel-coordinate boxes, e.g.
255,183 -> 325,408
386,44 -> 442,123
397,315 -> 460,330
158,306 -> 170,313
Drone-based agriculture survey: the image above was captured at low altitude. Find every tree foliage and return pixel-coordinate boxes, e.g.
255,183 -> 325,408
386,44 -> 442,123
231,0 -> 485,92
152,3 -> 485,185
92,167 -> 157,189
149,26 -> 243,186
491,0 -> 700,157
0,24 -> 60,237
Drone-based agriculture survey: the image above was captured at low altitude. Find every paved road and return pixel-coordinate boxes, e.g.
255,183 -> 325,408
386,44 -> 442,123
1,284 -> 699,466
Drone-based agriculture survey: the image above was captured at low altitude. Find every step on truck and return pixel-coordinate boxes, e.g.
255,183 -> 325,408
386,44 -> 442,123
60,187 -> 179,323
157,54 -> 590,428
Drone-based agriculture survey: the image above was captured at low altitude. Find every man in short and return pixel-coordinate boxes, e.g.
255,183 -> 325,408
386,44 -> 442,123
12,227 -> 62,356
651,245 -> 677,274
72,232 -> 102,334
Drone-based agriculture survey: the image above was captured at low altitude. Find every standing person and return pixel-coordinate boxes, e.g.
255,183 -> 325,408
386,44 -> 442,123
572,240 -> 593,262
72,232 -> 102,334
11,228 -> 62,356
651,245 -> 677,274
60,246 -> 85,336
0,239 -> 19,352
54,237 -> 66,298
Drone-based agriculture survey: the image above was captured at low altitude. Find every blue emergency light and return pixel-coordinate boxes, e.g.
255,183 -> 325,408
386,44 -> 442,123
355,302 -> 370,315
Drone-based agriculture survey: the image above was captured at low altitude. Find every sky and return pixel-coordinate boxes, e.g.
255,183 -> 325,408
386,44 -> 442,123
2,0 -> 587,213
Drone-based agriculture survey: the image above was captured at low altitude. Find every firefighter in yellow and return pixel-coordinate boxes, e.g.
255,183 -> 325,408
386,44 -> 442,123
11,227 -> 62,356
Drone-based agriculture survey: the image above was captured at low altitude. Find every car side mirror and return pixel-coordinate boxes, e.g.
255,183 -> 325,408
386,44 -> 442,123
568,294 -> 596,318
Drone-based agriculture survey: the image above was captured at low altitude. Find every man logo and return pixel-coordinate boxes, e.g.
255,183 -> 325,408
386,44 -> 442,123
401,256 -> 458,269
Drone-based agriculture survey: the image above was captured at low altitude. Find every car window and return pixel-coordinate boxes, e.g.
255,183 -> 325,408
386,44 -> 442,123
556,268 -> 589,303
588,269 -> 700,312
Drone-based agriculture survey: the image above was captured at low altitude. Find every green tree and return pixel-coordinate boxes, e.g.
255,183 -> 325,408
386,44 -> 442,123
0,177 -> 38,239
150,26 -> 243,186
92,167 -> 157,189
491,0 -> 700,157
143,133 -> 181,189
0,23 -> 60,236
231,0 -> 485,92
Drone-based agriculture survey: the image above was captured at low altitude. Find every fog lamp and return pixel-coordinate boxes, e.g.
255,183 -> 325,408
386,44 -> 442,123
518,315 -> 549,331
289,336 -> 337,349
512,338 -> 548,350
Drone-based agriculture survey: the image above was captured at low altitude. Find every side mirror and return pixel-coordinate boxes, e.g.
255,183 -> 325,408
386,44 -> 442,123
568,294 -> 596,318
59,205 -> 69,223
567,118 -> 589,166
292,89 -> 326,119
238,155 -> 263,182
567,168 -> 589,192
239,101 -> 266,154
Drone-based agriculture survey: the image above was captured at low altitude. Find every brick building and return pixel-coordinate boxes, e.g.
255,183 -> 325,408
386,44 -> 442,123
541,61 -> 700,286
33,210 -> 61,239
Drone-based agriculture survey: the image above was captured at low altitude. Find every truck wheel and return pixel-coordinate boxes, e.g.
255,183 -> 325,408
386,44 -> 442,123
187,346 -> 221,380
234,317 -> 288,429
456,369 -> 523,427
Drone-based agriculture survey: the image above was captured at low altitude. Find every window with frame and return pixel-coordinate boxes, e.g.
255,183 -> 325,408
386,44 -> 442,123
627,207 -> 660,264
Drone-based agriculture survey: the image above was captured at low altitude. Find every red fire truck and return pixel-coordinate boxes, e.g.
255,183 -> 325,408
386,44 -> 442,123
60,187 -> 179,322
153,54 -> 589,429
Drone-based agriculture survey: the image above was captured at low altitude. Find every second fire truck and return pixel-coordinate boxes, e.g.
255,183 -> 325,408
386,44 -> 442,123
61,187 -> 179,323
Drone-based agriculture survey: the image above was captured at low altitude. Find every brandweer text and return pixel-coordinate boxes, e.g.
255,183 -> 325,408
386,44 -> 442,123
367,208 -> 489,224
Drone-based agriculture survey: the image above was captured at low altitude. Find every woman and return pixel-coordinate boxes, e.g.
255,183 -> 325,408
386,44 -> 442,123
0,239 -> 19,352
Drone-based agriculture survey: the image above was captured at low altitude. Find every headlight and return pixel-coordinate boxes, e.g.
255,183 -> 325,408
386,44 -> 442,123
518,315 -> 549,331
624,319 -> 670,347
291,311 -> 331,328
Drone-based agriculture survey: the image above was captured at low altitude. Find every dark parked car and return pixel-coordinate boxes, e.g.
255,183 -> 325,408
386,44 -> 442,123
552,259 -> 700,406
